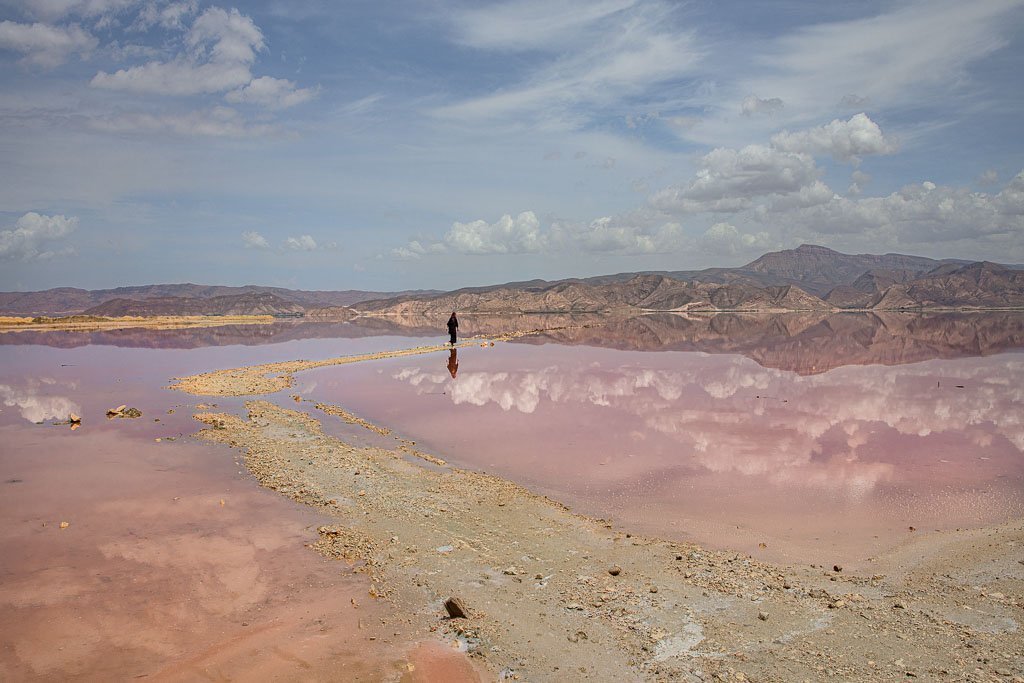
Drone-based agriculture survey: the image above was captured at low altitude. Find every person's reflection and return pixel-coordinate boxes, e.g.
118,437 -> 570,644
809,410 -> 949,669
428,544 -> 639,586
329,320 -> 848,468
447,348 -> 459,379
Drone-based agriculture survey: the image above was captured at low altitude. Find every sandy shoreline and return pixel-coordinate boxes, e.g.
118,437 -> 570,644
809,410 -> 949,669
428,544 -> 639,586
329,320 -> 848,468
0,314 -> 280,333
173,341 -> 1024,682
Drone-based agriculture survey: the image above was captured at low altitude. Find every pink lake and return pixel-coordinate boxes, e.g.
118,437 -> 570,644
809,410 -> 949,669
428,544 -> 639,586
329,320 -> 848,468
0,335 -> 480,682
297,323 -> 1024,567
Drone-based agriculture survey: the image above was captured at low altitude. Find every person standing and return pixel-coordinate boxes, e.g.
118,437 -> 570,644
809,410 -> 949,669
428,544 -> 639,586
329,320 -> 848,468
447,311 -> 458,345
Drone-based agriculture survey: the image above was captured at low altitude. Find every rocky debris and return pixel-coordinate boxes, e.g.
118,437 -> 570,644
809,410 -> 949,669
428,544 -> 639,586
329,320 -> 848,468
757,611 -> 769,621
68,413 -> 81,424
106,405 -> 142,418
444,597 -> 470,619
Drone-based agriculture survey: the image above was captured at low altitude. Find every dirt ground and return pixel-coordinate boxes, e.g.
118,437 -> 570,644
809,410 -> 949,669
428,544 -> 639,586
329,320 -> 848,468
174,340 -> 1024,682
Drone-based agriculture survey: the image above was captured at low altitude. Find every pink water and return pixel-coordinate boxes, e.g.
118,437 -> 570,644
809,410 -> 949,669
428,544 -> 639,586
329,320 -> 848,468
300,340 -> 1024,566
0,336 -> 479,682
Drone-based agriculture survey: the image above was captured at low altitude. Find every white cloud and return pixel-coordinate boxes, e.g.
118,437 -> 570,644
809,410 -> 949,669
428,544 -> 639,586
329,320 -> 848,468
740,95 -> 783,117
451,0 -> 638,50
745,0 -> 1024,116
0,20 -> 97,68
16,0 -> 138,21
225,76 -> 319,109
0,382 -> 81,423
436,2 -> 701,127
445,211 -> 545,254
978,169 -> 999,186
131,0 -> 198,31
241,230 -> 269,249
770,113 -> 897,163
91,7 -> 263,95
650,144 -> 818,213
283,234 -> 317,251
551,215 -> 685,254
91,106 -> 277,137
848,170 -> 871,196
766,172 -> 1024,244
701,222 -> 772,255
0,212 -> 77,261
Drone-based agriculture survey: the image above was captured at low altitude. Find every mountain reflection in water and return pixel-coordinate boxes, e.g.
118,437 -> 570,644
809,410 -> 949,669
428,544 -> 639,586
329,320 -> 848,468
2,310 -> 1022,375
300,324 -> 1024,565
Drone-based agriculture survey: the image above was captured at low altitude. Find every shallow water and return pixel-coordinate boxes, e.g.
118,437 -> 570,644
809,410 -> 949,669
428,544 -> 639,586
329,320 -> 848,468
2,312 -> 1022,677
0,336 -> 478,681
297,315 -> 1024,566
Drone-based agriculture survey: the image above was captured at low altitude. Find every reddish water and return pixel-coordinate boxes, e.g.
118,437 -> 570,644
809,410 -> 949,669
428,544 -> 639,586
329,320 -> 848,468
0,338 -> 479,682
304,342 -> 1024,566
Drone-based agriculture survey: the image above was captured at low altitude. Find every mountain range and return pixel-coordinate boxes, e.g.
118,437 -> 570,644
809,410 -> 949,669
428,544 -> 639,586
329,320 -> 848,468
2,244 -> 1022,316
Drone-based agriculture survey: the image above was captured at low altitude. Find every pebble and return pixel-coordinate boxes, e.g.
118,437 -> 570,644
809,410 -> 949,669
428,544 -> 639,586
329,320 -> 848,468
608,566 -> 622,576
758,611 -> 769,621
444,597 -> 469,619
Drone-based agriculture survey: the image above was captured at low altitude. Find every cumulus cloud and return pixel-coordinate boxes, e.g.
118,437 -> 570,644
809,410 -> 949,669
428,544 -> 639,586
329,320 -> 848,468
848,170 -> 871,196
740,95 -> 784,117
241,230 -> 269,249
0,212 -> 77,261
283,234 -> 317,251
650,144 -> 818,213
391,239 -> 446,260
90,106 -> 277,137
0,20 -> 97,68
550,215 -> 685,254
770,113 -> 897,162
701,222 -> 772,255
445,211 -> 545,254
225,76 -> 319,109
771,172 -> 1024,242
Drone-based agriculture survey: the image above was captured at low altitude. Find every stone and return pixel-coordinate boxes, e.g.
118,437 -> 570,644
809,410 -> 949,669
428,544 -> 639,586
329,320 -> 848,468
833,565 -> 843,573
758,611 -> 770,621
649,585 -> 658,593
444,596 -> 469,619
68,413 -> 81,424
608,566 -> 622,576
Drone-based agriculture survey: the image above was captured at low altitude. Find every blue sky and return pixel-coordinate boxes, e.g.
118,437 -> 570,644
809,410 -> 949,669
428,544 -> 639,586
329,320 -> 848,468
1,0 -> 1022,291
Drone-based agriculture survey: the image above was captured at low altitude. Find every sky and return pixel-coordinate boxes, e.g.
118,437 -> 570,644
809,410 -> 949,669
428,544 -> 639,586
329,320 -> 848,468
1,0 -> 1022,292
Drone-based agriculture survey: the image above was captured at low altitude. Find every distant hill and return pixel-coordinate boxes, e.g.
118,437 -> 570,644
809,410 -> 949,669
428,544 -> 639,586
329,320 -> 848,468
0,284 -> 438,316
83,292 -> 313,317
3,245 -> 1022,317
740,243 -> 956,296
354,246 -> 1023,316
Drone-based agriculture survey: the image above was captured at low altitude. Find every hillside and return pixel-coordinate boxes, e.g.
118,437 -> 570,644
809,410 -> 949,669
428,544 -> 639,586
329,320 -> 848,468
0,284 -> 435,316
4,245 -> 1023,317
84,292 -> 309,317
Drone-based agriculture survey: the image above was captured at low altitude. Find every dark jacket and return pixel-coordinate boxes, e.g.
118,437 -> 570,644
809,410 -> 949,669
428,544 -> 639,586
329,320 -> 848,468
447,315 -> 458,333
